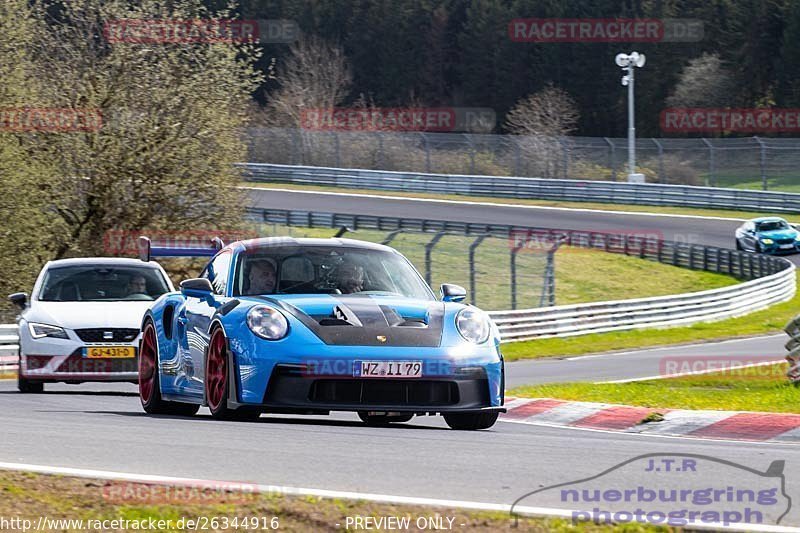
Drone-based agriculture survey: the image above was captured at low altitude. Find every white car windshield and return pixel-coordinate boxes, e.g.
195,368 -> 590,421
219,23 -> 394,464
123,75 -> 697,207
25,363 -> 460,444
234,246 -> 434,300
38,265 -> 170,302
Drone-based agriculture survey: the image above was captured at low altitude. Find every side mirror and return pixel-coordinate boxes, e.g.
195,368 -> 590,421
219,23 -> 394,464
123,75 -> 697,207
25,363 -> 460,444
440,283 -> 466,303
180,278 -> 214,299
8,292 -> 28,309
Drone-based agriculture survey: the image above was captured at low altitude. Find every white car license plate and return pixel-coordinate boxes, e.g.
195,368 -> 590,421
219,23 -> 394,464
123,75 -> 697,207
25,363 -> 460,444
354,360 -> 423,378
780,244 -> 794,249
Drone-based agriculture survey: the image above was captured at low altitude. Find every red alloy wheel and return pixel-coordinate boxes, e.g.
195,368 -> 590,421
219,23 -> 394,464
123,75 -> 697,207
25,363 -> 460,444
139,323 -> 157,405
206,329 -> 228,412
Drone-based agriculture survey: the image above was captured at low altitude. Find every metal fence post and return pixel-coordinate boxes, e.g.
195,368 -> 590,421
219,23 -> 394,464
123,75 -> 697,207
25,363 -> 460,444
755,136 -> 768,190
333,132 -> 341,168
377,132 -> 385,169
510,242 -> 524,310
701,138 -> 714,187
421,133 -> 431,173
560,137 -> 569,179
652,138 -> 664,182
604,137 -> 617,181
424,232 -> 446,286
468,235 -> 488,305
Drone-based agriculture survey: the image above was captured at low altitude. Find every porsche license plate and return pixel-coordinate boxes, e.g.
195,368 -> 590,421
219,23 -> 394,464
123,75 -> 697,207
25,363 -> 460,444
83,346 -> 135,359
354,361 -> 422,378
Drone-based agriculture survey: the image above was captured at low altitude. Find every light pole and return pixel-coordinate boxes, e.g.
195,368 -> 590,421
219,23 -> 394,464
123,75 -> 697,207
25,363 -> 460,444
615,51 -> 646,183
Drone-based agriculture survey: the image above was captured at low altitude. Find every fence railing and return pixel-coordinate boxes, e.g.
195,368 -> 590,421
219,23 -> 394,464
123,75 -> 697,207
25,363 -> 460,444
246,128 -> 800,191
242,163 -> 800,213
0,323 -> 18,371
250,208 -> 797,342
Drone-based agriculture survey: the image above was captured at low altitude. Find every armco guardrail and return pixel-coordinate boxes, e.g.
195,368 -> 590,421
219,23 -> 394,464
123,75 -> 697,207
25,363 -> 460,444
0,323 -> 18,371
242,163 -> 800,213
251,208 -> 797,342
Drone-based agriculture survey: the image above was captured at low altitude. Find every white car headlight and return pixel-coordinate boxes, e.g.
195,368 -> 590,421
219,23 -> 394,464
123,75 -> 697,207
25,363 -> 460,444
246,306 -> 288,340
455,308 -> 490,344
762,238 -> 774,244
28,322 -> 68,339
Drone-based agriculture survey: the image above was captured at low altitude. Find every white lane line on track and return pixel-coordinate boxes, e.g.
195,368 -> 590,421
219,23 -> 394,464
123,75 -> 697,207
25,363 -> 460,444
561,333 -> 787,361
242,186 -> 747,222
0,462 -> 795,532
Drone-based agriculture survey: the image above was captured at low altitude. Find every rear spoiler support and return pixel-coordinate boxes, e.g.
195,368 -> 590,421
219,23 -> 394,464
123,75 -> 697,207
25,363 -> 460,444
138,236 -> 225,262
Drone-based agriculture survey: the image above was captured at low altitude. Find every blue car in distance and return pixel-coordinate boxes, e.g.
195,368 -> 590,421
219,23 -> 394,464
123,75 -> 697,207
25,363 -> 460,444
735,217 -> 800,254
137,236 -> 505,430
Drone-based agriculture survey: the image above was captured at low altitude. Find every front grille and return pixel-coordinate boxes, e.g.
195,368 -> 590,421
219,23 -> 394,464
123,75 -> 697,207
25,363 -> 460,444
776,238 -> 795,245
308,379 -> 459,406
75,328 -> 139,343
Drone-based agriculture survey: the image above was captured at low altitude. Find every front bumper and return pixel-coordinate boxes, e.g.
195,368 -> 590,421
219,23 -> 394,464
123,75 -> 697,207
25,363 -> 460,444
761,242 -> 800,254
19,326 -> 140,382
255,364 -> 501,414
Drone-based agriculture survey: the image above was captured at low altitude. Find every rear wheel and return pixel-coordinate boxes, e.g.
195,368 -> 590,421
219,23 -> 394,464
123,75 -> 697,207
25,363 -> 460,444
206,328 -> 261,421
17,373 -> 43,393
358,412 -> 414,426
443,411 -> 499,430
139,321 -> 199,416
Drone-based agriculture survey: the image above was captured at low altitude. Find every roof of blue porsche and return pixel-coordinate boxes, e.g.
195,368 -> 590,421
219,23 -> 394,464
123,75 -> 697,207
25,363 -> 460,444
232,236 -> 394,253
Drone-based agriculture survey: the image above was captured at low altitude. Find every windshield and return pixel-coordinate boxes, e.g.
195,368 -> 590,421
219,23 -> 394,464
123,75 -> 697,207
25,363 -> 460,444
234,246 -> 434,300
757,220 -> 790,232
38,265 -> 170,302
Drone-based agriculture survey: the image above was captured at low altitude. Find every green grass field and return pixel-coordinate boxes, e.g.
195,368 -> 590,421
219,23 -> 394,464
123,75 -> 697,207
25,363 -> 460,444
509,363 -> 799,414
261,224 -> 737,311
0,471 -> 660,532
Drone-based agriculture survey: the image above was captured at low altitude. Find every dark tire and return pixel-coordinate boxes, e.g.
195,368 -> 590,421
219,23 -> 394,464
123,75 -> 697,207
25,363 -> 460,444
755,242 -> 763,254
735,239 -> 743,251
17,373 -> 43,393
358,412 -> 414,426
206,328 -> 261,421
139,321 -> 200,417
443,411 -> 499,430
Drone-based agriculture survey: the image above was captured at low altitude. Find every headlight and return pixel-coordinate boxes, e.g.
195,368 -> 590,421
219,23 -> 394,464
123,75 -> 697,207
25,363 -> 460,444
28,322 -> 68,339
455,308 -> 491,344
246,306 -> 288,340
761,238 -> 774,244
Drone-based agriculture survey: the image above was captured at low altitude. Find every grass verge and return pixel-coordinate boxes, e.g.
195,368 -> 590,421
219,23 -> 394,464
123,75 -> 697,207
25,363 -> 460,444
501,273 -> 799,362
260,224 -> 737,310
509,363 -> 799,414
243,181 -> 800,223
0,471 -> 668,532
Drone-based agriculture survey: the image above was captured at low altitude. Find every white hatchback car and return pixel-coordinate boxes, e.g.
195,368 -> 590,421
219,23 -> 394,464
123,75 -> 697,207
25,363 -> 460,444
9,257 -> 173,392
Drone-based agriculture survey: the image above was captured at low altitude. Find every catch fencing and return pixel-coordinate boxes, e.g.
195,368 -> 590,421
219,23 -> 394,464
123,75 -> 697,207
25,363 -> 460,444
250,208 -> 796,342
242,163 -> 800,213
247,128 -> 800,191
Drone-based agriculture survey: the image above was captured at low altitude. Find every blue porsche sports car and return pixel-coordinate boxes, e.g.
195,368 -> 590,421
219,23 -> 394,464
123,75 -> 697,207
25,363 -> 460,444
734,217 -> 800,254
137,236 -> 504,430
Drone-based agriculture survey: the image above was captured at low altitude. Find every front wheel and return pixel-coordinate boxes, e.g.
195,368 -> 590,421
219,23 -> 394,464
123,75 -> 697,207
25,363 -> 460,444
139,321 -> 199,416
206,328 -> 261,421
358,412 -> 414,426
735,239 -> 743,251
17,373 -> 43,393
443,411 -> 499,430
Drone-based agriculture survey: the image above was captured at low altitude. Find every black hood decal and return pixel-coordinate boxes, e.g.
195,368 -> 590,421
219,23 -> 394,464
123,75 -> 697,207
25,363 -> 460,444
257,295 -> 444,347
